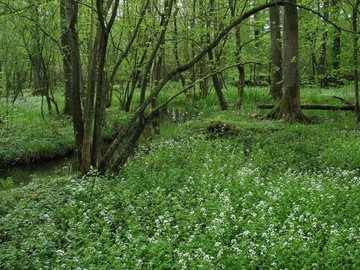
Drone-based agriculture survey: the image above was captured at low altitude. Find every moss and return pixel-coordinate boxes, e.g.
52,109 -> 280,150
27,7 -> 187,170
204,120 -> 240,138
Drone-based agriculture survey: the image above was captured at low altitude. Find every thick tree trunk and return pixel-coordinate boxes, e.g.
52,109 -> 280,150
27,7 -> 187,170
66,0 -> 84,168
268,0 -> 307,122
269,3 -> 282,100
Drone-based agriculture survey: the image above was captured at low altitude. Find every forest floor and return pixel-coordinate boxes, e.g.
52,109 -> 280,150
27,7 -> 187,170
1,86 -> 360,269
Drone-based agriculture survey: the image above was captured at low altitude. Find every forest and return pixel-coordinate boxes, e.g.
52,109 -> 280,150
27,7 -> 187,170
1,0 -> 360,269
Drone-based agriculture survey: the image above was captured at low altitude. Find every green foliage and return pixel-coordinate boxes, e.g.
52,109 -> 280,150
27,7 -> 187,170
0,177 -> 13,190
0,95 -> 74,168
2,91 -> 360,268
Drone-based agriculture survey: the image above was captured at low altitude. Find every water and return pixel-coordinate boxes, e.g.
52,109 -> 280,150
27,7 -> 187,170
0,156 -> 74,187
1,108 -> 196,187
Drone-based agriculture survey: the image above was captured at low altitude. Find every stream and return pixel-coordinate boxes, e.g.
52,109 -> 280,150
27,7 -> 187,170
0,156 -> 74,187
0,108 -> 198,187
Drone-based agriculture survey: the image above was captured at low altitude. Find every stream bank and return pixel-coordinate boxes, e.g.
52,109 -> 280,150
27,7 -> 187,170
0,108 -> 199,187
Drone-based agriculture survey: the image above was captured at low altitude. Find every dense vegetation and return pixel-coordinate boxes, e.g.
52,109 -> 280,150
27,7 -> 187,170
1,87 -> 360,269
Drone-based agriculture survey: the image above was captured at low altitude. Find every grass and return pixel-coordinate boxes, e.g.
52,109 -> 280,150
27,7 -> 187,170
1,85 -> 360,268
0,94 -> 74,168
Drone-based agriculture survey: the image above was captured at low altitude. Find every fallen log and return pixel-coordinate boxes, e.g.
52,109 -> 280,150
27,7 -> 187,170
331,95 -> 353,105
257,104 -> 355,110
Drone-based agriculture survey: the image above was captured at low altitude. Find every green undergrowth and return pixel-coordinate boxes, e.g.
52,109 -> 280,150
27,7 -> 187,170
2,97 -> 360,268
0,96 -> 74,168
1,86 -> 360,268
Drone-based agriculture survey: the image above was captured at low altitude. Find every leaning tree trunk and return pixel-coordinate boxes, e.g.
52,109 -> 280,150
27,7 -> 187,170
268,0 -> 307,123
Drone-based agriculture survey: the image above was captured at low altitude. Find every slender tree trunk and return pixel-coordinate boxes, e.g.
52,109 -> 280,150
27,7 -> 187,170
269,2 -> 283,100
99,1 -> 290,174
317,0 -> 329,88
206,0 -> 228,110
60,0 -> 72,115
151,18 -> 166,135
229,0 -> 245,108
331,0 -> 341,82
353,0 -> 360,122
173,6 -> 186,87
91,0 -> 120,167
81,0 -> 98,174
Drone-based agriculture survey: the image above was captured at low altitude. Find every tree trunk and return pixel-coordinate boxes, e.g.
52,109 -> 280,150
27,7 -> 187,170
206,0 -> 228,110
317,0 -> 329,88
91,0 -> 120,167
60,0 -> 72,115
259,104 -> 355,110
66,0 -> 84,167
331,0 -> 341,82
229,0 -> 245,108
269,2 -> 282,100
97,1 -> 290,174
353,0 -> 360,122
173,6 -> 186,87
268,0 -> 307,122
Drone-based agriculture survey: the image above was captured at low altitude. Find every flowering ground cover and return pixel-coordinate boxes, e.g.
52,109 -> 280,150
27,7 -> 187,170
1,104 -> 360,269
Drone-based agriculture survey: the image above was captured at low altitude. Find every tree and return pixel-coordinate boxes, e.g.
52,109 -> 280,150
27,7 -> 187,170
269,1 -> 283,100
331,0 -> 341,76
230,0 -> 246,108
352,0 -> 360,121
60,0 -> 72,115
206,0 -> 228,110
268,0 -> 308,122
64,0 -> 84,170
98,1 -> 290,174
317,0 -> 329,88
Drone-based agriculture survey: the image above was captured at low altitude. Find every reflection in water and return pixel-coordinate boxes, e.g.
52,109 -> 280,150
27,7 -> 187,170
163,108 -> 196,123
0,156 -> 74,187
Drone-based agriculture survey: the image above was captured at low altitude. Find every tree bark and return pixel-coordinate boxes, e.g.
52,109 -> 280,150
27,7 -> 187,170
353,0 -> 360,122
60,0 -> 72,115
269,2 -> 282,100
268,0 -> 307,122
331,0 -> 341,82
229,0 -> 245,108
99,1 -> 290,174
207,0 -> 228,110
66,0 -> 84,167
259,104 -> 355,110
317,0 -> 329,88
